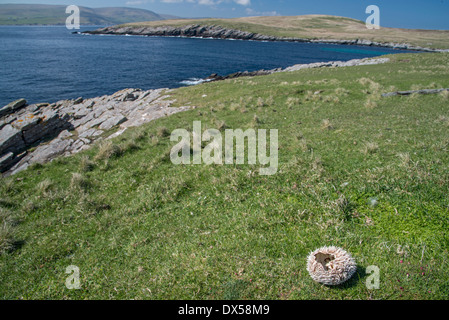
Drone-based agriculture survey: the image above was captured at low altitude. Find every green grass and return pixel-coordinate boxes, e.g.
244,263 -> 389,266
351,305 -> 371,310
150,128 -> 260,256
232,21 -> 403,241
1,52 -> 449,299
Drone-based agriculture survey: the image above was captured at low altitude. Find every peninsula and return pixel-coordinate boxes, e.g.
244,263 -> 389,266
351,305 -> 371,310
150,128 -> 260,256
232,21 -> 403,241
83,15 -> 449,51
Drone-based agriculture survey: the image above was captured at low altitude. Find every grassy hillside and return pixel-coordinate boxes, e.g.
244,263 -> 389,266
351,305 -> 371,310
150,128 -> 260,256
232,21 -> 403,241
1,52 -> 449,299
0,4 -> 166,25
123,15 -> 449,50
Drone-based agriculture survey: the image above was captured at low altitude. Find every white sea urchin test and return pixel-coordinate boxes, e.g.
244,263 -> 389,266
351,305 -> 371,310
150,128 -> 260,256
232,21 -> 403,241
306,246 -> 357,285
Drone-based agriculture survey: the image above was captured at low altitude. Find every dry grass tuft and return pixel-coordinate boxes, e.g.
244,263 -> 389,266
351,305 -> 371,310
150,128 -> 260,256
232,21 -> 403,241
369,81 -> 381,93
157,126 -> 170,138
298,138 -> 310,152
256,97 -> 266,107
215,120 -> 228,131
323,95 -> 340,104
94,140 -> 123,161
70,173 -> 90,191
335,195 -> 352,216
397,152 -> 411,167
358,77 -> 373,86
0,178 -> 15,194
80,155 -> 95,172
363,142 -> 379,155
365,99 -> 377,109
251,115 -> 261,127
440,90 -> 449,100
151,135 -> 160,146
304,90 -> 314,101
311,157 -> 324,175
321,119 -> 334,130
230,102 -> 240,111
36,179 -> 53,195
410,84 -> 423,91
409,92 -> 420,99
286,97 -> 301,108
120,140 -> 140,153
436,115 -> 449,127
21,200 -> 38,214
335,88 -> 349,96
0,208 -> 15,255
265,95 -> 274,106
131,130 -> 146,142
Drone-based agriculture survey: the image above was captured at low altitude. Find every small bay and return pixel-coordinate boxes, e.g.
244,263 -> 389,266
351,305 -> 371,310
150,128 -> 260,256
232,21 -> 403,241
0,25 -> 411,106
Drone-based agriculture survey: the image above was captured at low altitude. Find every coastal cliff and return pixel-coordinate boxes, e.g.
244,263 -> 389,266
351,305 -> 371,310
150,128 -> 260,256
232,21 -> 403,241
82,24 -> 449,53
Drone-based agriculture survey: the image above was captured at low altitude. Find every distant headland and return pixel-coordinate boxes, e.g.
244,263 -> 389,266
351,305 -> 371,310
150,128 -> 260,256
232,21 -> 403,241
82,15 -> 449,52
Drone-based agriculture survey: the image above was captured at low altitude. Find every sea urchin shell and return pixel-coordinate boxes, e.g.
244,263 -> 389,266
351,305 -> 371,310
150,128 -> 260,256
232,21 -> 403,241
307,246 -> 357,285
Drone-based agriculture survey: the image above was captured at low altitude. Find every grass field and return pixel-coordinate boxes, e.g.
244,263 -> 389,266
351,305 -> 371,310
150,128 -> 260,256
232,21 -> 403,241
1,52 -> 449,299
123,15 -> 449,50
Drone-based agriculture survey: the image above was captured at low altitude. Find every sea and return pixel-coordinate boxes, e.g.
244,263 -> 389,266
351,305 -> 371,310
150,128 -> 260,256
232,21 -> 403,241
0,25 -> 412,107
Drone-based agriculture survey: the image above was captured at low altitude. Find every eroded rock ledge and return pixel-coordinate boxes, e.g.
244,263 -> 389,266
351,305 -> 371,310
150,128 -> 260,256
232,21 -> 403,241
82,24 -> 449,53
204,57 -> 391,82
0,88 -> 191,176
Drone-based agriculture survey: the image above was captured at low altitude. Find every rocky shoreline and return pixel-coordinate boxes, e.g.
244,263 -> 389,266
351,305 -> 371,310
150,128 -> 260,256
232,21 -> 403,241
204,57 -> 391,82
82,24 -> 449,53
0,88 -> 190,176
0,56 -> 390,176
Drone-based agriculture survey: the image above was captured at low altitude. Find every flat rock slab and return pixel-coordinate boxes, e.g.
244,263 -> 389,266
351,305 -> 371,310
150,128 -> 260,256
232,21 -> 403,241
0,124 -> 25,155
1,87 -> 193,175
382,88 -> 449,97
0,99 -> 27,118
284,58 -> 390,72
98,114 -> 127,130
30,138 -> 74,164
0,152 -> 15,172
78,128 -> 103,139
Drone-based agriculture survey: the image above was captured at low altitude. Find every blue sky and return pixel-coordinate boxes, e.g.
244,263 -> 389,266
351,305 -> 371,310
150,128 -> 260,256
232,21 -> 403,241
3,0 -> 449,29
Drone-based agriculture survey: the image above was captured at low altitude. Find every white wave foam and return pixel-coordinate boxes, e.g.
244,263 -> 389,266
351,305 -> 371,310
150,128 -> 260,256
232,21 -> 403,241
180,78 -> 211,86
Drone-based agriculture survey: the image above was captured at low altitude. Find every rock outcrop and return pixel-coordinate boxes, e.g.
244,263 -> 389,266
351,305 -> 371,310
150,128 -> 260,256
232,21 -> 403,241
82,24 -> 449,53
0,99 -> 27,118
282,57 -> 391,72
0,88 -> 191,176
381,88 -> 449,97
203,57 -> 391,83
205,69 -> 281,81
83,24 -> 281,42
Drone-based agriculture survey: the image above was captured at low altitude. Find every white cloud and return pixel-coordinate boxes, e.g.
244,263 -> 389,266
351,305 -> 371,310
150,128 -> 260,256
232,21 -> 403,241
234,0 -> 250,6
198,0 -> 220,5
245,8 -> 280,16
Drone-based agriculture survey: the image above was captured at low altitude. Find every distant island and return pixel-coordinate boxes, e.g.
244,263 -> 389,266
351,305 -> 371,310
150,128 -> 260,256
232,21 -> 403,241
84,15 -> 449,51
0,4 -> 179,25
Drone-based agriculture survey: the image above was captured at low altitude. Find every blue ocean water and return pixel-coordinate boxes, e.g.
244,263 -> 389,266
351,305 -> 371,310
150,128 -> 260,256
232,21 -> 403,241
0,26 -> 411,107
